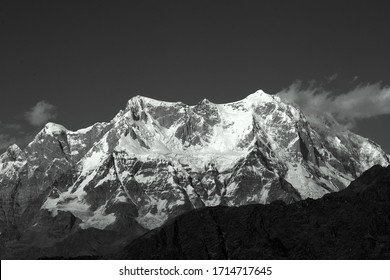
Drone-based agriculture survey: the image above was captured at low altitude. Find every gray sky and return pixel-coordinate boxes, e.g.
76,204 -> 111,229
1,0 -> 390,153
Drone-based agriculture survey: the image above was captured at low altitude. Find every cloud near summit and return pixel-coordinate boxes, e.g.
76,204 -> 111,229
277,81 -> 390,126
25,100 -> 57,127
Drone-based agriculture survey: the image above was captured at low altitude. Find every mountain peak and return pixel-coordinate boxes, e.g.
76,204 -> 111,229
44,122 -> 68,135
122,90 -> 285,113
126,95 -> 183,109
8,143 -> 21,151
195,98 -> 216,110
5,144 -> 25,161
199,98 -> 212,104
243,89 -> 279,104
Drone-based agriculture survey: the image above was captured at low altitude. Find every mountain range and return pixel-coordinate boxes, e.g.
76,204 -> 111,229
0,90 -> 389,259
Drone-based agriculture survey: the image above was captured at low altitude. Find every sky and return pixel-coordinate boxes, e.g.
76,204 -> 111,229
1,0 -> 390,152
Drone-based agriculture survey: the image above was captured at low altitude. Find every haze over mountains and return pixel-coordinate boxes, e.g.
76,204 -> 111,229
0,90 -> 389,259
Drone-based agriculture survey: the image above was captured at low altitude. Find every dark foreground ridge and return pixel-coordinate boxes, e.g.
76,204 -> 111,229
110,165 -> 390,259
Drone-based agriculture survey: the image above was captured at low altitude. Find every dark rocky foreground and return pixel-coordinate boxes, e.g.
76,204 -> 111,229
109,165 -> 390,259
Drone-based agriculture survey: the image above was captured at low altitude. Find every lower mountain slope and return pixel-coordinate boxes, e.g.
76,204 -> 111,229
112,165 -> 390,259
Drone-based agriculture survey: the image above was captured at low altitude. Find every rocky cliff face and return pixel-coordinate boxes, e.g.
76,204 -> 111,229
0,90 -> 388,258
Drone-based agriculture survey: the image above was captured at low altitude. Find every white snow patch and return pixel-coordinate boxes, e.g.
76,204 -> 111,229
285,163 -> 328,199
44,122 -> 67,135
80,204 -> 116,230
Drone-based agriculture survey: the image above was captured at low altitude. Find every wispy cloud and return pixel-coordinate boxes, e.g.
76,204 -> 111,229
0,101 -> 56,152
25,100 -> 57,127
277,80 -> 390,127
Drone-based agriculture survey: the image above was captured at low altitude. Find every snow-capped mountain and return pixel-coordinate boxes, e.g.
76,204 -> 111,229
0,90 -> 389,258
